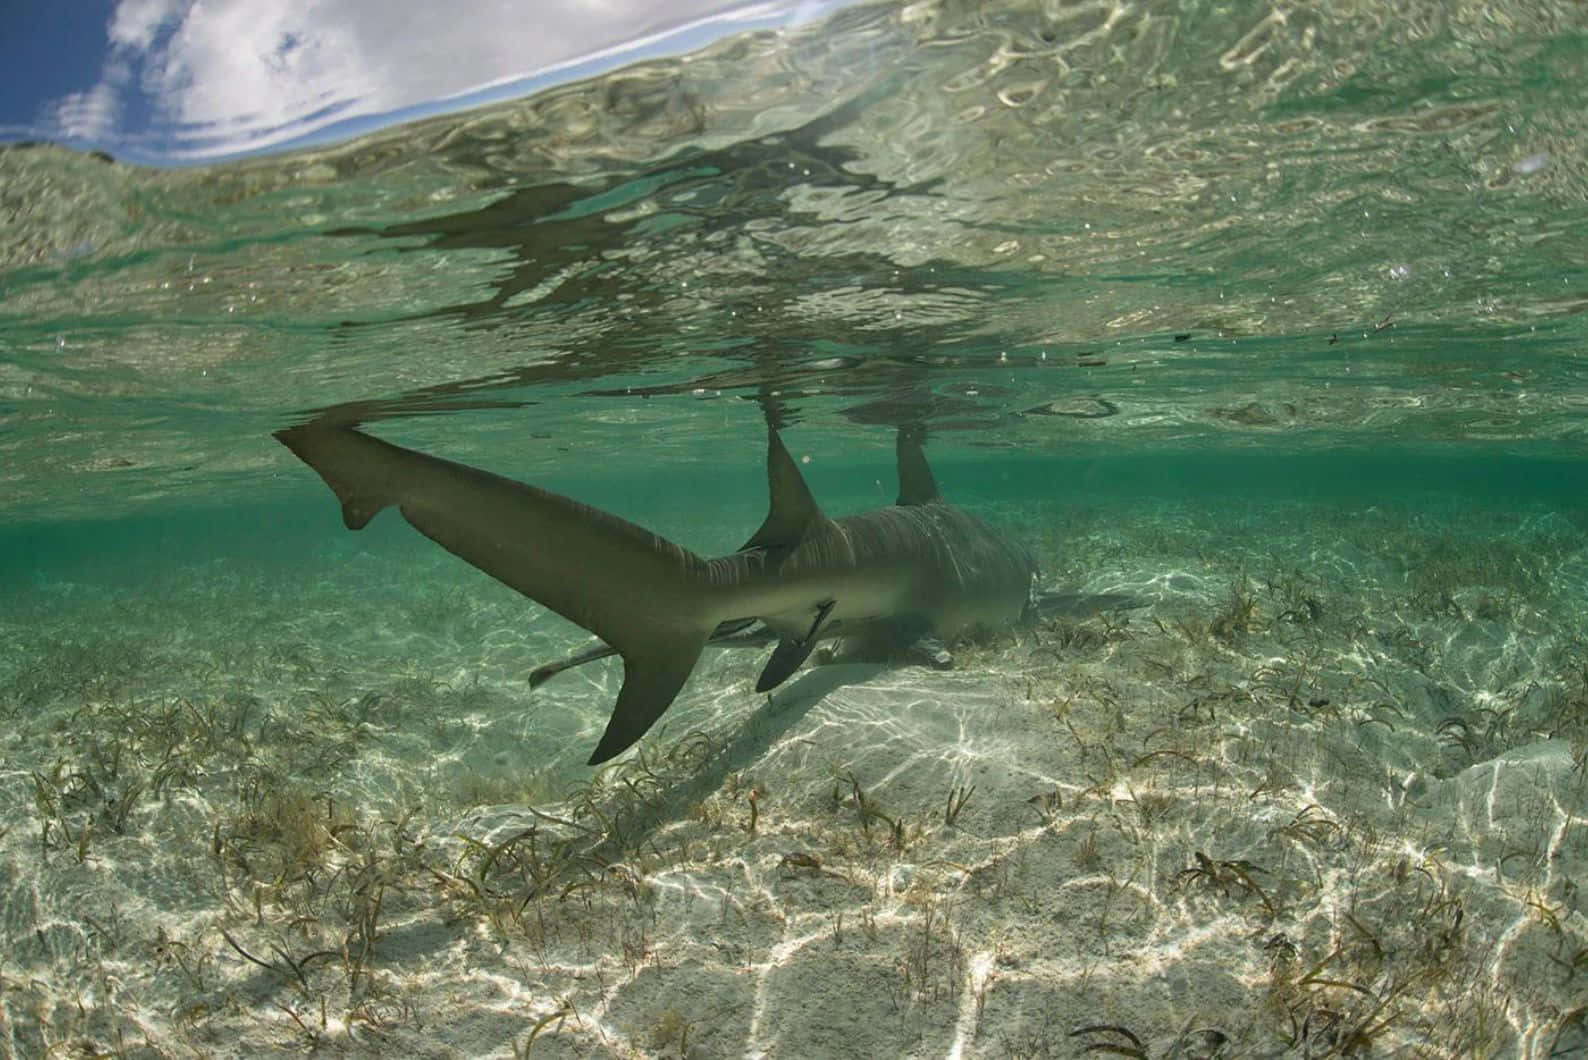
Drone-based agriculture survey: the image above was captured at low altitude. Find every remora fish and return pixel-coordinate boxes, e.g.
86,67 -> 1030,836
276,421 -> 1038,764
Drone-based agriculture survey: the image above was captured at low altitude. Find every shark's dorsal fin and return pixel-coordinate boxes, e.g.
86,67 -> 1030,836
895,426 -> 940,505
740,427 -> 825,551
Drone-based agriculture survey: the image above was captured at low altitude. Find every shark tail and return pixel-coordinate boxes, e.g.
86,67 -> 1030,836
275,426 -> 392,530
585,628 -> 709,765
276,422 -> 725,765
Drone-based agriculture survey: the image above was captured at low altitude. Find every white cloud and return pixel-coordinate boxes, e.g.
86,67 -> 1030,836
145,0 -> 378,129
107,0 -> 185,50
51,0 -> 833,159
50,80 -> 122,142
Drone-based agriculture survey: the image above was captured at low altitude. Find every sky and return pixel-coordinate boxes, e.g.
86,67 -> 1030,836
0,0 -> 840,164
1,0 -> 121,138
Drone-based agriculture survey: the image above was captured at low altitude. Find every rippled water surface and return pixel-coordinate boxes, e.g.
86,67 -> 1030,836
3,1 -> 1588,1056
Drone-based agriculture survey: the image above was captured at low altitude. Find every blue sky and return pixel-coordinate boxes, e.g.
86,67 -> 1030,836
1,1 -> 119,137
0,0 -> 844,165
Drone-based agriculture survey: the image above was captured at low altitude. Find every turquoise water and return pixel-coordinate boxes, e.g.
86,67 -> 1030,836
4,2 -> 1588,1056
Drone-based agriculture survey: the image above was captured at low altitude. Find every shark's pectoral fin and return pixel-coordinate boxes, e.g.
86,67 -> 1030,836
587,630 -> 712,765
754,599 -> 835,693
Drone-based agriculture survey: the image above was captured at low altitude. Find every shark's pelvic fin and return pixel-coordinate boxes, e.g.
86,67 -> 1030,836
754,598 -> 835,693
895,426 -> 940,506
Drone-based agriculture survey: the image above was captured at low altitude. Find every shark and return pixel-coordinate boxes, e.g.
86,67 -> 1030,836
276,420 -> 1043,764
524,585 -> 1141,691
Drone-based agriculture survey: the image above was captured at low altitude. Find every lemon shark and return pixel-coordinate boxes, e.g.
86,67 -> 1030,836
276,421 -> 1040,764
525,586 -> 1140,691
526,435 -> 1141,690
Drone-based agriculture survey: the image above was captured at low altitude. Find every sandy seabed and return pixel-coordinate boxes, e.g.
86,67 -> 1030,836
2,495 -> 1587,1058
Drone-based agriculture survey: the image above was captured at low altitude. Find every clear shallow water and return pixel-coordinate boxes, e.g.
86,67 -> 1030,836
3,1 -> 1588,1056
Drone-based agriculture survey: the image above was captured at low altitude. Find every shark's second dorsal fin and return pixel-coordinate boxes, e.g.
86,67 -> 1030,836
740,427 -> 824,551
895,426 -> 940,505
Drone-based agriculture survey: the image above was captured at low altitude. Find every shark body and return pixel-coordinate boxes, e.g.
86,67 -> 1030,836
276,422 -> 1038,764
525,588 -> 1144,690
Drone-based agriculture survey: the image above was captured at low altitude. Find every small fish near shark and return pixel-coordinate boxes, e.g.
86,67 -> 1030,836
275,420 -> 1135,765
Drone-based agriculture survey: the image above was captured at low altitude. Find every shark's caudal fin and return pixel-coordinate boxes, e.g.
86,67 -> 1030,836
276,426 -> 395,530
586,629 -> 706,764
529,618 -> 763,689
275,423 -> 720,765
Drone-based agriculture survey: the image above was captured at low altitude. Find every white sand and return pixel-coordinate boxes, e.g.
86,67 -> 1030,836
2,496 -> 1586,1057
